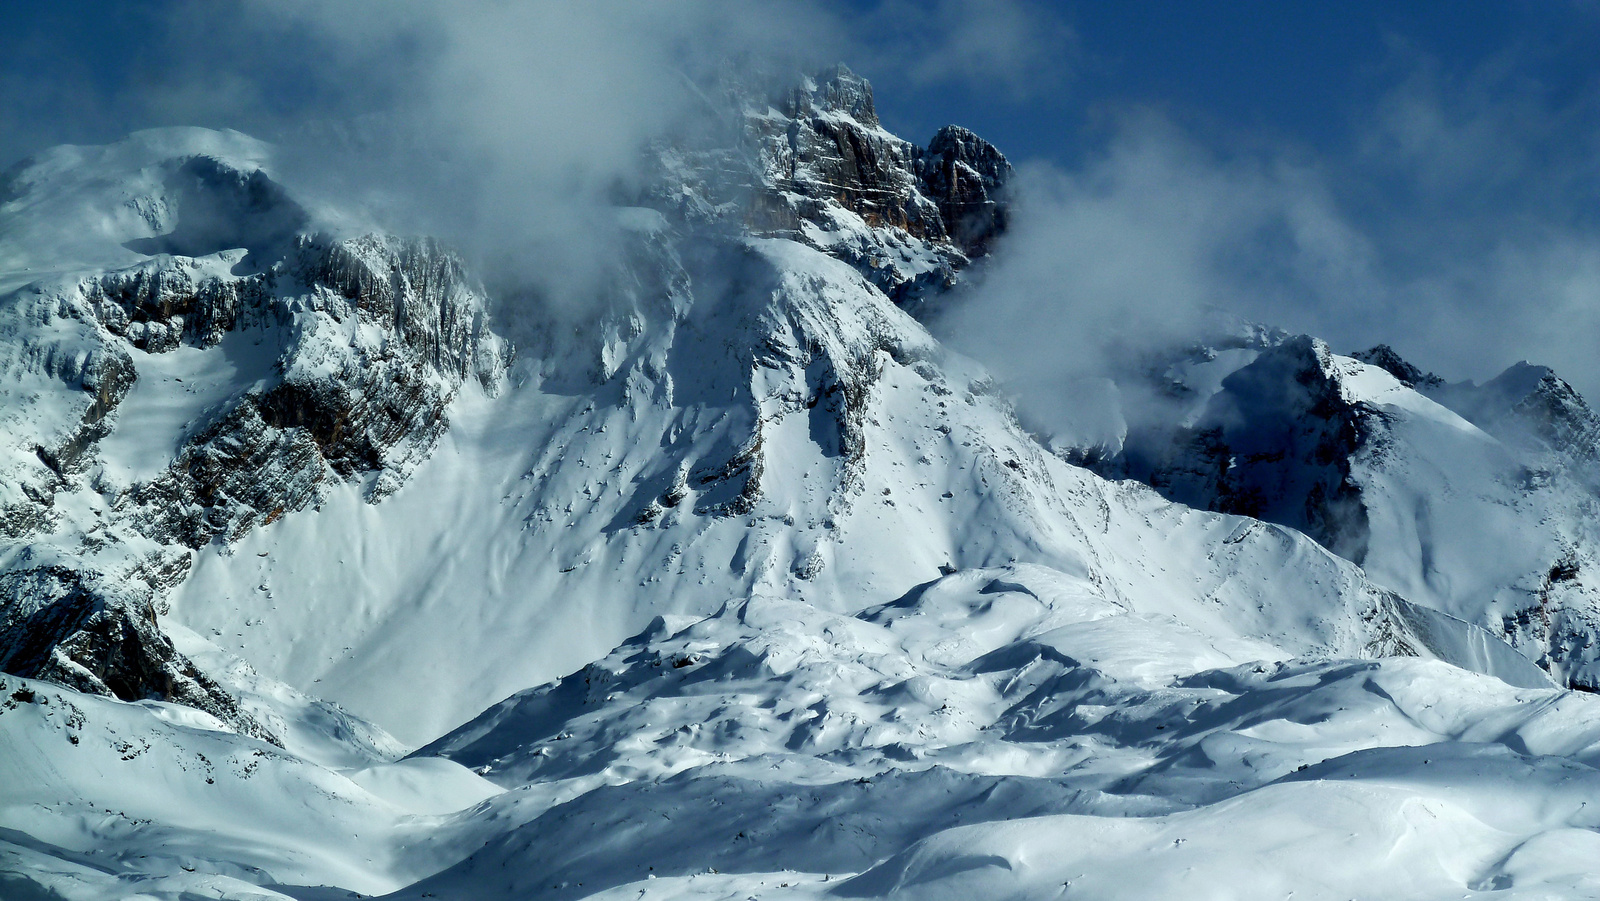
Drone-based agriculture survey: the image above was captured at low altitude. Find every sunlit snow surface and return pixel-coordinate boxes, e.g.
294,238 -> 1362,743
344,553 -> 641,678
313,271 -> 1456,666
10,569 -> 1600,899
7,126 -> 1600,900
96,318 -> 286,485
168,238 -> 1474,746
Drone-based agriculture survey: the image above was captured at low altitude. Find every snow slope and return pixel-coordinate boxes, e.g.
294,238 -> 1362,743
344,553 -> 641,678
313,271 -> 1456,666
4,565 -> 1596,900
168,232 -> 1485,745
1070,332 -> 1600,688
5,65 -> 1600,899
0,670 -> 500,900
396,569 -> 1600,900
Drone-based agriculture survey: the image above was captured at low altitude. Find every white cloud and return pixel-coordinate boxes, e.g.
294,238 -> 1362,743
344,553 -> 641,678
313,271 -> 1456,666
935,110 -> 1377,411
863,0 -> 1079,97
941,38 -> 1600,407
10,2 -> 1600,403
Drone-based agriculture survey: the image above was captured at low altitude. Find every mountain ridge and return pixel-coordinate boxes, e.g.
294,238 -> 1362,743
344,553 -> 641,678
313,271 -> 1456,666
4,65 -> 1600,901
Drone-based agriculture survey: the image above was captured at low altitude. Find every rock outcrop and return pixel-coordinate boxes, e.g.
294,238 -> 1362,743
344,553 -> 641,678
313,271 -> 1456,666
1121,337 -> 1374,563
0,145 -> 506,731
1351,344 -> 1443,390
919,124 -> 1011,257
646,64 -> 1011,306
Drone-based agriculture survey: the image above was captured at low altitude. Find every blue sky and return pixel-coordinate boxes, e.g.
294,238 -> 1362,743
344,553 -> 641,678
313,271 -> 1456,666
10,1 -> 1597,173
853,1 -> 1600,163
5,1 -> 1600,393
835,1 -> 1600,393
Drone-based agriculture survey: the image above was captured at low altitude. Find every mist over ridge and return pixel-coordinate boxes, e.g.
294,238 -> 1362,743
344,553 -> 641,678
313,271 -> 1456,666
8,1 -> 1600,400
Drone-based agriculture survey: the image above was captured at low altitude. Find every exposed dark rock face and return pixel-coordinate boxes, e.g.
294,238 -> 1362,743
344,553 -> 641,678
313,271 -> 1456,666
103,233 -> 506,550
35,343 -> 139,476
759,66 -> 945,241
0,158 -> 507,725
1118,337 -> 1374,564
918,125 -> 1011,257
1509,379 -> 1600,479
84,260 -> 274,352
1087,336 -> 1600,687
645,65 -> 1011,306
2,340 -> 139,540
0,560 -> 275,742
1351,344 -> 1442,390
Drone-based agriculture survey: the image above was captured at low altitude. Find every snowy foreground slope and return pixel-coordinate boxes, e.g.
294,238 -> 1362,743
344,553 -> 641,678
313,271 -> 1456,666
6,68 -> 1600,899
9,572 -> 1600,899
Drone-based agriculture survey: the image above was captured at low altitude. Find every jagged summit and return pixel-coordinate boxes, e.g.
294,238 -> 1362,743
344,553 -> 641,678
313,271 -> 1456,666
783,63 -> 880,126
922,124 -> 1011,256
646,64 -> 1011,306
1460,362 -> 1600,464
1351,343 -> 1443,389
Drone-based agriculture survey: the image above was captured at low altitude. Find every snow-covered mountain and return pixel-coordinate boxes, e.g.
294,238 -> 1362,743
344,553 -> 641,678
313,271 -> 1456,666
1052,326 -> 1600,690
4,66 -> 1600,900
0,128 -> 506,743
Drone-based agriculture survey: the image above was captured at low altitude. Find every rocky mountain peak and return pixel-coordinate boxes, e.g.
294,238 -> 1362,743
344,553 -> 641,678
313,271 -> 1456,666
646,65 -> 1010,307
1351,344 -> 1442,389
1114,335 -> 1373,563
782,64 -> 879,126
920,124 -> 1012,256
1483,364 -> 1600,467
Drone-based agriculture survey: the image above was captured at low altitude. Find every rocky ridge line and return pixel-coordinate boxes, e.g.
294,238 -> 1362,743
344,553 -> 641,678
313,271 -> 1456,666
646,64 -> 1011,307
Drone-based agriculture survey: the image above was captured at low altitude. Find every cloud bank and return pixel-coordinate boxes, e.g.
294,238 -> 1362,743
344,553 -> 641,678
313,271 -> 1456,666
6,3 -> 1600,404
939,39 -> 1600,409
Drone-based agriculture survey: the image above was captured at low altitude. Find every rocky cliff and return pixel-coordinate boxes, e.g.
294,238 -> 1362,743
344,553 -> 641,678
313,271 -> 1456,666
0,138 -> 505,735
645,64 -> 1011,306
